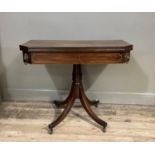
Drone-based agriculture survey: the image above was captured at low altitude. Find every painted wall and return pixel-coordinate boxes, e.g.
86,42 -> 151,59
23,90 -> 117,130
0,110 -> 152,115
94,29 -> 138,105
0,13 -> 155,104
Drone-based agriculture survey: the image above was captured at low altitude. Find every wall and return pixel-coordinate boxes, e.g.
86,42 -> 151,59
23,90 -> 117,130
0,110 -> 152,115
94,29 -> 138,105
0,12 -> 155,104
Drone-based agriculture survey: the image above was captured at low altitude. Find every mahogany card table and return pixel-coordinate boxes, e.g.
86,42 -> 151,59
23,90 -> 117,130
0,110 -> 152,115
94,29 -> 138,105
20,40 -> 133,134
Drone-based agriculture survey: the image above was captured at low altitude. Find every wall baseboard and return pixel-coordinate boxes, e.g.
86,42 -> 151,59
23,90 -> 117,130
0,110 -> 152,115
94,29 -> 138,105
1,88 -> 155,105
0,87 -> 2,101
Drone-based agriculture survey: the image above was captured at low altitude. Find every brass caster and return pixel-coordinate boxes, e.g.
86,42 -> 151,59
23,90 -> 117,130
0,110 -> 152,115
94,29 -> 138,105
90,99 -> 99,107
53,100 -> 65,108
102,126 -> 107,133
48,125 -> 53,134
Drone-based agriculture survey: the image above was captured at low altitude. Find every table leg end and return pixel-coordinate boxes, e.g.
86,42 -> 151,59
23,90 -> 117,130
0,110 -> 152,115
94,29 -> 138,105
53,100 -> 65,108
102,126 -> 106,132
89,99 -> 99,107
48,124 -> 53,134
102,122 -> 108,133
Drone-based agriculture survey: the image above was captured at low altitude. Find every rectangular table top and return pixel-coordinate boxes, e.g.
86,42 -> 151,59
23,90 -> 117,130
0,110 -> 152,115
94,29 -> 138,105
19,40 -> 133,64
20,40 -> 133,52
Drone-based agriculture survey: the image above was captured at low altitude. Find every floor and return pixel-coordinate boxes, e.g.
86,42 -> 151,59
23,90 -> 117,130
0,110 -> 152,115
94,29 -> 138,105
0,101 -> 155,141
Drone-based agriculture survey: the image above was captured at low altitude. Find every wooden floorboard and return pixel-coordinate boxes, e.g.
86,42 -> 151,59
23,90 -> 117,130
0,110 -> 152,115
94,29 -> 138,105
0,101 -> 155,141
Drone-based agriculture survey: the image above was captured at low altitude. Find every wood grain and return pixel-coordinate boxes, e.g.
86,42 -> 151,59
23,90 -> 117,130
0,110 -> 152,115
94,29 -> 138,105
0,101 -> 155,142
31,52 -> 127,64
20,40 -> 132,64
20,40 -> 133,51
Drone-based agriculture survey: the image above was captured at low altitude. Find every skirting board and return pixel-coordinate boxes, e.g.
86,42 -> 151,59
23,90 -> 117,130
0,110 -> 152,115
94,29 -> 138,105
1,88 -> 155,105
0,87 -> 2,101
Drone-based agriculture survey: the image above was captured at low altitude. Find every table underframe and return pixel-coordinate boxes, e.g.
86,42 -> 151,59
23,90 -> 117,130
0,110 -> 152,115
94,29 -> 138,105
48,64 -> 107,134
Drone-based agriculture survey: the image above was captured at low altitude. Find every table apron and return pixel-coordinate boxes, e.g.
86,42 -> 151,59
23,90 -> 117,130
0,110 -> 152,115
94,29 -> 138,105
29,52 -> 130,64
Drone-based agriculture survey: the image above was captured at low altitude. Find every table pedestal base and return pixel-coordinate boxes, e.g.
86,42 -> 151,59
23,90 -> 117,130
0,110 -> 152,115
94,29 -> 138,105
48,64 -> 107,134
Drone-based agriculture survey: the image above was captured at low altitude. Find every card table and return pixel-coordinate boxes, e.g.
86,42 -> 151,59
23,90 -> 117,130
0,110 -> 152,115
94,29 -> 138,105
20,40 -> 133,134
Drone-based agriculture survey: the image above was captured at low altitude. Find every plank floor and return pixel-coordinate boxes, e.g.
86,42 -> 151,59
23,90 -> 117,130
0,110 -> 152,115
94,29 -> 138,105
0,101 -> 155,141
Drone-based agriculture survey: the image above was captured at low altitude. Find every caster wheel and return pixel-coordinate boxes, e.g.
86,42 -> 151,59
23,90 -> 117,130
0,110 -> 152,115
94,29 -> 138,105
95,103 -> 98,108
54,101 -> 66,108
102,127 -> 107,133
54,101 -> 61,108
48,124 -> 53,134
48,128 -> 53,134
90,99 -> 99,107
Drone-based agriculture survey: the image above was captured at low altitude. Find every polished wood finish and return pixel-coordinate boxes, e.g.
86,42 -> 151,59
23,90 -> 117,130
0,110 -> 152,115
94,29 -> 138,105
30,52 -> 129,64
48,64 -> 107,134
19,40 -> 133,134
20,40 -> 132,64
20,40 -> 133,51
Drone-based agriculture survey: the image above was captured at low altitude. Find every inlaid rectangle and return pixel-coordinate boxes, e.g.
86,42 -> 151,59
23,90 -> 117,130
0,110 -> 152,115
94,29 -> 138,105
31,52 -> 128,64
20,40 -> 133,64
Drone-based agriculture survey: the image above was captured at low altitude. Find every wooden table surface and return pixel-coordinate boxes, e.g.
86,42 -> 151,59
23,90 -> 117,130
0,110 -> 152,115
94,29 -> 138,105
20,40 -> 132,51
20,40 -> 133,64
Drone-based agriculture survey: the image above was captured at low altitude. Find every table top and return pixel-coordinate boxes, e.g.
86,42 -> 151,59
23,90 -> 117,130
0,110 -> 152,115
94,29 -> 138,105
20,40 -> 133,52
19,40 -> 133,64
